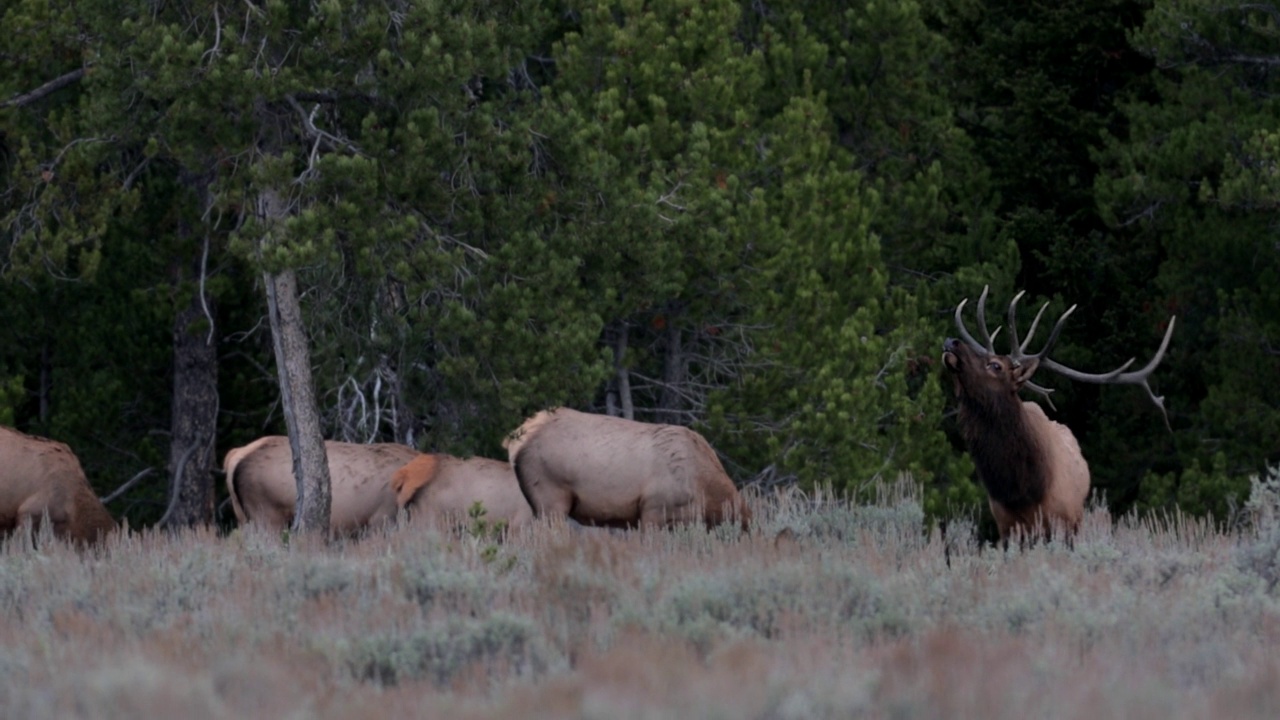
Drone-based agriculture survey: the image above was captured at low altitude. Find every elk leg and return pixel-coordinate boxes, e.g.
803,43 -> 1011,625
525,483 -> 576,523
253,503 -> 293,533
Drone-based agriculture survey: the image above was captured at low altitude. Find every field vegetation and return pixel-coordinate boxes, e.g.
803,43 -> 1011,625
5,473 -> 1280,719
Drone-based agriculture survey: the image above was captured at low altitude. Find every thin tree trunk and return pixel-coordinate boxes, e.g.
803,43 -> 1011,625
383,354 -> 413,447
159,287 -> 218,528
380,283 -> 415,447
39,342 -> 49,424
259,189 -> 331,534
614,322 -> 634,420
264,266 -> 331,534
659,322 -> 685,425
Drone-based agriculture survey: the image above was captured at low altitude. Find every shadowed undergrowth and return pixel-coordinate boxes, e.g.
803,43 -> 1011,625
3,478 -> 1280,719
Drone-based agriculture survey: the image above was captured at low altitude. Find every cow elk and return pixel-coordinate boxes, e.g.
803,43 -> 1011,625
223,436 -> 419,535
391,454 -> 533,533
0,426 -> 117,545
503,407 -> 751,530
942,286 -> 1175,541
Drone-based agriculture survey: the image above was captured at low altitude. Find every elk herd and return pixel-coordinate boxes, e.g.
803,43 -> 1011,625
0,287 -> 1175,548
0,408 -> 749,546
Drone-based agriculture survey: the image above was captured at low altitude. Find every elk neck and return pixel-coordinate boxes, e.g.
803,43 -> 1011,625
956,391 -> 1049,512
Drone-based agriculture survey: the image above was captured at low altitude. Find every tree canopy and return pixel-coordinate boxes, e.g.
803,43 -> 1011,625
2,0 -> 1275,534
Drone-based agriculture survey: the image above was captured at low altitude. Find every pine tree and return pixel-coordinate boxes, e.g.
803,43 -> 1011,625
1095,0 -> 1280,516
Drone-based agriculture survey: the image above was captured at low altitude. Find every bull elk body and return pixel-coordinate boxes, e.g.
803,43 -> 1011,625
390,454 -> 533,532
503,407 -> 751,529
0,426 -> 116,544
223,436 -> 418,535
942,287 -> 1175,540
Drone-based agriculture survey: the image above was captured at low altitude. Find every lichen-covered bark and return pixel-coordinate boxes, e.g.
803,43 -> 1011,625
264,265 -> 332,534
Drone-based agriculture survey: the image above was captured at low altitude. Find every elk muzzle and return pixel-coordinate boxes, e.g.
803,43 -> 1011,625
942,337 -> 966,370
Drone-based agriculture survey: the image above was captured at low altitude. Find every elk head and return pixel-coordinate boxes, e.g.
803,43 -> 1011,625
942,286 -> 1176,426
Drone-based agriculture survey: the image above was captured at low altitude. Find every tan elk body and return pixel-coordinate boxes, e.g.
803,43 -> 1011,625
0,426 -> 116,544
943,288 -> 1174,540
223,436 -> 419,534
390,454 -> 533,532
504,407 -> 750,529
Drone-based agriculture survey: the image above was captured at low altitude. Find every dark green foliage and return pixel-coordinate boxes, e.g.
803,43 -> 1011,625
1095,0 -> 1280,513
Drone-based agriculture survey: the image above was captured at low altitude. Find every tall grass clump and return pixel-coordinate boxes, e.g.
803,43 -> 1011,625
1237,464 -> 1280,590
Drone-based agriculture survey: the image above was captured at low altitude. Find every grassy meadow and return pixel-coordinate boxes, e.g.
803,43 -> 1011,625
4,479 -> 1280,719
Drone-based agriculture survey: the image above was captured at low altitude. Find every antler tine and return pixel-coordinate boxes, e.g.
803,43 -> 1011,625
953,299 -> 983,353
1022,380 -> 1058,411
1015,301 -> 1078,365
974,285 -> 996,354
954,296 -> 989,355
1005,292 -> 1059,408
1006,290 -> 1026,356
1017,298 -> 1132,383
1020,300 -> 1052,354
954,285 -> 1005,354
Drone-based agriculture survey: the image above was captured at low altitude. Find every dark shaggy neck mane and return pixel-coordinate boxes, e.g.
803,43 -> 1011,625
957,394 -> 1048,511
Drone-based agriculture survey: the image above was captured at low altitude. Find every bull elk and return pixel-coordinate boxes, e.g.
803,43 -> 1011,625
503,407 -> 751,530
0,426 -> 117,545
223,436 -> 419,535
942,286 -> 1175,540
391,454 -> 533,532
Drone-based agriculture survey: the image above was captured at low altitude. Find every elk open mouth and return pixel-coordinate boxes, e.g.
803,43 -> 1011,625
942,338 -> 961,369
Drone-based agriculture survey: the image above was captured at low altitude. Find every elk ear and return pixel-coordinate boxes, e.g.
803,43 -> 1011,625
1012,358 -> 1040,389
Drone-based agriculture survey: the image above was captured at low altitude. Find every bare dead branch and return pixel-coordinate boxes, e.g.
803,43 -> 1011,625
0,68 -> 86,110
200,3 -> 223,66
100,467 -> 155,505
200,230 -> 215,344
122,156 -> 153,190
656,180 -> 687,211
47,136 -> 113,175
286,94 -> 365,160
1117,200 -> 1163,227
1220,53 -> 1280,67
156,439 -> 202,528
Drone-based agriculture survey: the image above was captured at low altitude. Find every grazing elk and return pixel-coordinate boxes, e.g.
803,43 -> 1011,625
942,287 -> 1175,541
0,426 -> 117,545
503,407 -> 751,530
391,454 -> 533,532
223,436 -> 419,535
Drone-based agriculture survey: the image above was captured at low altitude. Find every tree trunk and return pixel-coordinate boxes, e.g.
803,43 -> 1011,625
259,190 -> 331,534
159,288 -> 219,528
606,320 -> 632,417
39,342 -> 50,424
264,266 -> 331,533
384,353 -> 415,447
659,322 -> 685,425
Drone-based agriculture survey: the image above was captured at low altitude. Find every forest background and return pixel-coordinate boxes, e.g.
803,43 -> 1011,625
1,0 -> 1275,534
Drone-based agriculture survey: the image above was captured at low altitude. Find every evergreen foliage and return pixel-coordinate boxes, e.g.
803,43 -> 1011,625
1095,0 -> 1280,513
0,0 -> 1276,531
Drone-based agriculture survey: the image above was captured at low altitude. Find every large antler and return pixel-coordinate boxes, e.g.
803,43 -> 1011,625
954,286 -> 1177,427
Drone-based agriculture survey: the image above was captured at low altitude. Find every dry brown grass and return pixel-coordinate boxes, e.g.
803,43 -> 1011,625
3,480 -> 1280,719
